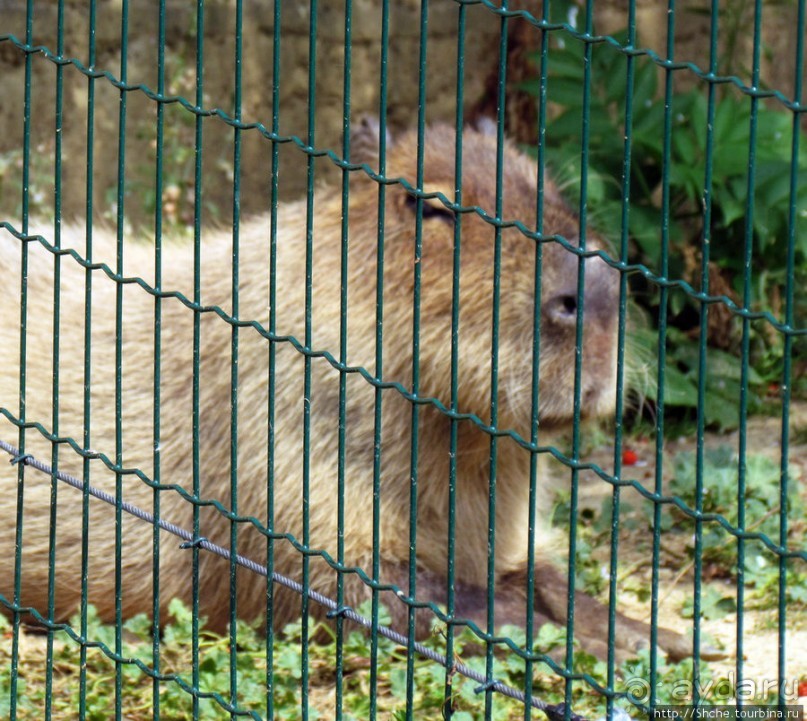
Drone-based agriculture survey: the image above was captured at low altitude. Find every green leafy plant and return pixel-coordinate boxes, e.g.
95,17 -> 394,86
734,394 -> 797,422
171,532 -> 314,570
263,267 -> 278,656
630,326 -> 766,431
667,446 -> 805,604
585,444 -> 804,616
520,17 -> 807,424
0,598 -> 733,720
681,586 -> 737,622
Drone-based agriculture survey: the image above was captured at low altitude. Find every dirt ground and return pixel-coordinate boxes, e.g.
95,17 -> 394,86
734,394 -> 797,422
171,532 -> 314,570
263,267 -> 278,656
578,401 -> 807,701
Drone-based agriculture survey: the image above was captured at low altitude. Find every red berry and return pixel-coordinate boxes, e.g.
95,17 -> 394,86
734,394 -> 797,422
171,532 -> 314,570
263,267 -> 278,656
622,449 -> 638,466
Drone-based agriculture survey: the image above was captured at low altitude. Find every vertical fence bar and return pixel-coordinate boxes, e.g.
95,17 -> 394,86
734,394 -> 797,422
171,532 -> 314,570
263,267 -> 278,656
484,4 -> 508,719
266,0 -> 281,717
79,1 -> 99,716
335,1 -> 353,718
564,0 -> 595,712
526,0 -> 551,715
302,2 -> 319,717
778,0 -> 804,705
405,2 -> 429,717
44,2 -> 66,719
151,2 -> 167,715
443,4 -> 466,718
114,2 -> 130,718
192,2 -> 206,718
650,0 -> 676,707
1,5 -> 805,719
229,2 -> 244,716
608,0 -> 637,715
528,2 -> 557,717
369,3 -> 390,716
10,0 -> 34,717
733,0 -> 763,708
692,0 -> 721,702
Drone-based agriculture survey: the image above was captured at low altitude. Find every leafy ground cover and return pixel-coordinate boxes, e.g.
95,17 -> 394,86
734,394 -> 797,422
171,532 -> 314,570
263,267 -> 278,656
3,436 -> 804,720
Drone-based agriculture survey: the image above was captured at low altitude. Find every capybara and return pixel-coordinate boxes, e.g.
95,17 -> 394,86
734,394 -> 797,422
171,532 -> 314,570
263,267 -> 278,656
0,119 -> 689,662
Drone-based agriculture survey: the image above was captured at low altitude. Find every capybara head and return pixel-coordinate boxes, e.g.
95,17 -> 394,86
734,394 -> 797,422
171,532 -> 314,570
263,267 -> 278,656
348,119 -> 620,437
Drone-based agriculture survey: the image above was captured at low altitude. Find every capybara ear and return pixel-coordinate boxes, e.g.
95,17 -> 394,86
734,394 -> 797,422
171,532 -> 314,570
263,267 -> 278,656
349,115 -> 392,169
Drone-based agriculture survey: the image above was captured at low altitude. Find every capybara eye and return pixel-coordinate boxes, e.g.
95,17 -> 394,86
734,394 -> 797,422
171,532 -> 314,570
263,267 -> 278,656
404,192 -> 455,225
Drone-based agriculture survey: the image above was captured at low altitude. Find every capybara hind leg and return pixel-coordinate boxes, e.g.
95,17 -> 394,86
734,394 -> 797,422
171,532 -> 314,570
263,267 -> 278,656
526,561 -> 694,662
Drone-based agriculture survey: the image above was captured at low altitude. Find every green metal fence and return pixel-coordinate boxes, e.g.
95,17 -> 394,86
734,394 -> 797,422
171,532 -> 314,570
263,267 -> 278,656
1,1 -> 805,719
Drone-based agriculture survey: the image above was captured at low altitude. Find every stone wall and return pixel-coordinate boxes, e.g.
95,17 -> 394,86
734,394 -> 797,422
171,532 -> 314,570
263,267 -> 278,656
0,0 -> 803,227
0,0 -> 502,225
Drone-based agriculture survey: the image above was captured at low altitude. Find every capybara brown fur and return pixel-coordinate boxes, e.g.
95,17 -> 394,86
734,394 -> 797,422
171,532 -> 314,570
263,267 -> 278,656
0,120 -> 690,662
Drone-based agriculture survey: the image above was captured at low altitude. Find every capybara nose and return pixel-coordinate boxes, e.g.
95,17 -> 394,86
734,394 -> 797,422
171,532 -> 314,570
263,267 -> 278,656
542,247 -> 618,332
544,292 -> 579,328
